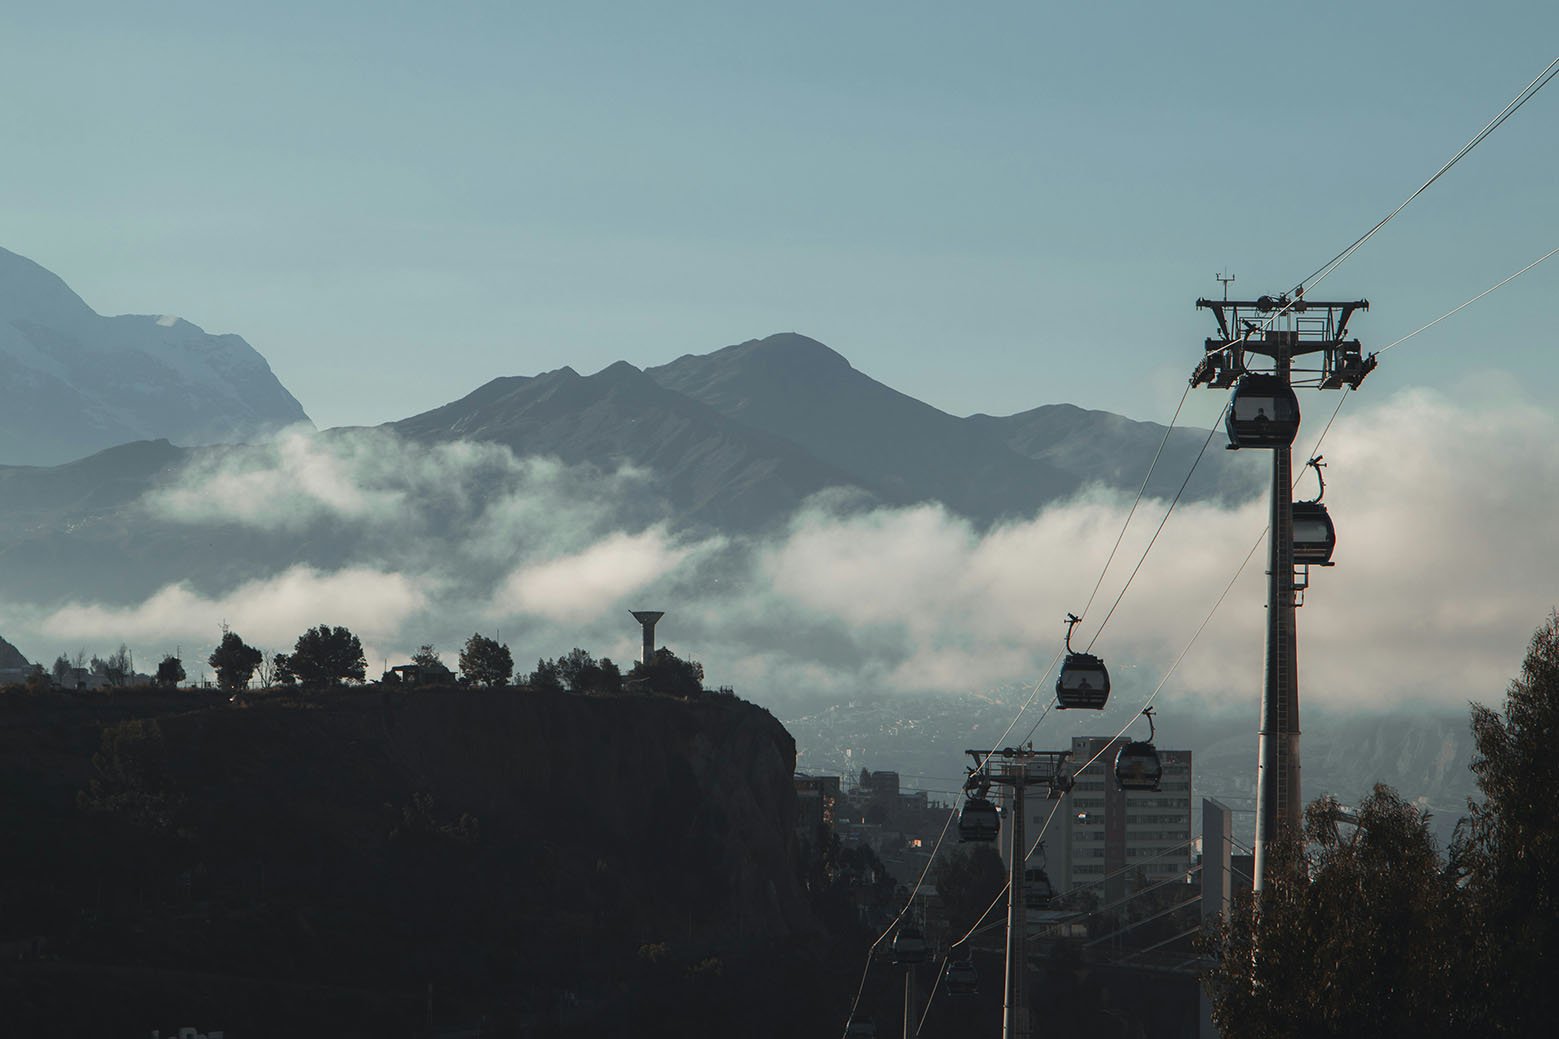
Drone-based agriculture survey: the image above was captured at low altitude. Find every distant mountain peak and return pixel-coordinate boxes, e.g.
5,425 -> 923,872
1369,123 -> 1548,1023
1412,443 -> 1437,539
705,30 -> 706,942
593,359 -> 646,383
731,332 -> 854,372
0,245 -> 313,466
0,245 -> 95,326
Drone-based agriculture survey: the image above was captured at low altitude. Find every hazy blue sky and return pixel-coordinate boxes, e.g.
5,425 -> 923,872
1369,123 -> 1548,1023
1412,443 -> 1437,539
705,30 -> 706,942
3,2 -> 1555,429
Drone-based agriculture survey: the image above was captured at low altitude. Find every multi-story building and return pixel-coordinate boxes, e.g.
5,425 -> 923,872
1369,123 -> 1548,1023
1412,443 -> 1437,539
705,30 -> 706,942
998,738 -> 1194,905
793,773 -> 841,837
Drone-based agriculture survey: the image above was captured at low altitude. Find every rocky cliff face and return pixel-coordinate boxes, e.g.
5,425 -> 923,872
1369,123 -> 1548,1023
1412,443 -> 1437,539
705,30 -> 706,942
0,685 -> 824,1035
0,246 -> 311,465
358,686 -> 815,941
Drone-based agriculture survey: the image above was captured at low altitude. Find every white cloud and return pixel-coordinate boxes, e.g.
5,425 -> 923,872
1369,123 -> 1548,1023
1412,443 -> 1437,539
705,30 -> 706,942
39,565 -> 426,659
492,526 -> 704,623
7,388 -> 1555,712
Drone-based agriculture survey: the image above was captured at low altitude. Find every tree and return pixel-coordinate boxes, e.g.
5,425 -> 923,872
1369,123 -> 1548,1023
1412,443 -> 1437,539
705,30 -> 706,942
595,657 -> 623,694
628,647 -> 705,697
933,845 -> 1008,937
551,647 -> 622,694
272,653 -> 296,687
411,644 -> 454,684
155,655 -> 185,687
288,624 -> 366,686
1459,610 -> 1559,1035
77,718 -> 182,831
1203,785 -> 1473,1039
460,634 -> 513,687
111,643 -> 133,683
526,656 -> 562,691
255,651 -> 276,687
208,628 -> 263,691
557,647 -> 597,691
51,655 -> 72,686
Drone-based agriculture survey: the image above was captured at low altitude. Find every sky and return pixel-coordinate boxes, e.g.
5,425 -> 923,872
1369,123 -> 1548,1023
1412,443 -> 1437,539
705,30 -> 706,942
1,3 -> 1556,735
2,2 -> 1557,431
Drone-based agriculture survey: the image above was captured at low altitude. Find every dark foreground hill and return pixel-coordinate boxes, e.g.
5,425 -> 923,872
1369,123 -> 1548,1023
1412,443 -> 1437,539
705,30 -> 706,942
0,685 -> 861,1037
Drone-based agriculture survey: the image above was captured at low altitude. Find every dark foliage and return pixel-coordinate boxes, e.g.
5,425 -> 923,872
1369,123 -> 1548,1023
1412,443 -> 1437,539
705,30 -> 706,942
459,633 -> 512,687
527,656 -> 563,691
1204,786 -> 1472,1039
1458,609 -> 1559,1035
933,845 -> 1008,938
77,719 -> 183,831
524,647 -> 624,694
410,644 -> 454,683
287,624 -> 366,686
628,647 -> 705,698
154,654 -> 185,687
207,629 -> 262,691
1204,611 -> 1559,1038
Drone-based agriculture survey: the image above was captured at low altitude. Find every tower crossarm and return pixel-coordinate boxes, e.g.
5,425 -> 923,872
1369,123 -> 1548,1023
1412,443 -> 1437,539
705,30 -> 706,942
1191,296 -> 1372,388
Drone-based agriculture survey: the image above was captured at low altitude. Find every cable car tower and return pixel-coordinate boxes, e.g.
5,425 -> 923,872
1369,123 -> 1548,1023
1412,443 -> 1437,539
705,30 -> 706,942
963,747 -> 1071,1039
1191,290 -> 1375,892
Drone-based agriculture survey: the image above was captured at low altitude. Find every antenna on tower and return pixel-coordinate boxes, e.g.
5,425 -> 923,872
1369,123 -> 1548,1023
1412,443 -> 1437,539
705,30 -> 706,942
1216,271 -> 1236,301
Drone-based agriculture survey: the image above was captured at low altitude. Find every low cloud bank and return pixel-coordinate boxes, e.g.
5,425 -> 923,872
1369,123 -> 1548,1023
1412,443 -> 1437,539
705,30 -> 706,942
4,388 -> 1553,709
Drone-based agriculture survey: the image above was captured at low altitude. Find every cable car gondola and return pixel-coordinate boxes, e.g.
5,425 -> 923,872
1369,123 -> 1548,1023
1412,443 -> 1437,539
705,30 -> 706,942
1292,456 -> 1336,565
1024,843 -> 1055,908
1056,613 -> 1110,710
958,793 -> 1000,843
1226,372 -> 1300,450
1024,867 -> 1055,909
1292,502 -> 1336,565
1114,707 -> 1163,792
944,958 -> 979,996
891,924 -> 928,965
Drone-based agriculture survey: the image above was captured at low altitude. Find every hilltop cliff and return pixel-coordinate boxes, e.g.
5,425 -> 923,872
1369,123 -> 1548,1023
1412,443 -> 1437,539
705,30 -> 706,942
0,686 -> 844,1036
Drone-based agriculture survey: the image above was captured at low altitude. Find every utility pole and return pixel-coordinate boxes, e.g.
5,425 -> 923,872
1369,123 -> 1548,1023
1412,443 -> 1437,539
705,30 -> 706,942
965,747 -> 1069,1039
1191,293 -> 1374,892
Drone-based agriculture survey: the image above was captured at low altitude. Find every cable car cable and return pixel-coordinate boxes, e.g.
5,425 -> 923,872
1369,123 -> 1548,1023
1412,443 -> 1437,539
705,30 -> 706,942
1377,244 -> 1559,355
1083,404 -> 1228,653
912,231 -> 1559,1037
1296,55 -> 1559,295
840,647 -> 1075,1035
849,201 -> 1556,1039
1199,53 -> 1559,375
838,800 -> 959,1038
840,654 -> 1067,1038
922,246 -> 1551,1030
1076,384 -> 1193,624
842,207 -> 1559,1039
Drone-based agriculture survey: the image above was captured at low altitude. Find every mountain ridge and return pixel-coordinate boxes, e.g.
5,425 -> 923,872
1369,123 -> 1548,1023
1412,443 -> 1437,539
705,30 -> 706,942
0,246 -> 312,466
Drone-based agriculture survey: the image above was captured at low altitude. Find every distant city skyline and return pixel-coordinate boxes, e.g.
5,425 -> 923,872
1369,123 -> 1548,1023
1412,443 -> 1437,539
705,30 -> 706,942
2,3 -> 1556,430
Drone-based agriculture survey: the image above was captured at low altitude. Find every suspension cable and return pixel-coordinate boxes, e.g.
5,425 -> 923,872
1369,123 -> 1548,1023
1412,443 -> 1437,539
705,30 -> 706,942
1084,402 -> 1228,652
1076,383 -> 1193,624
1297,56 -> 1559,294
